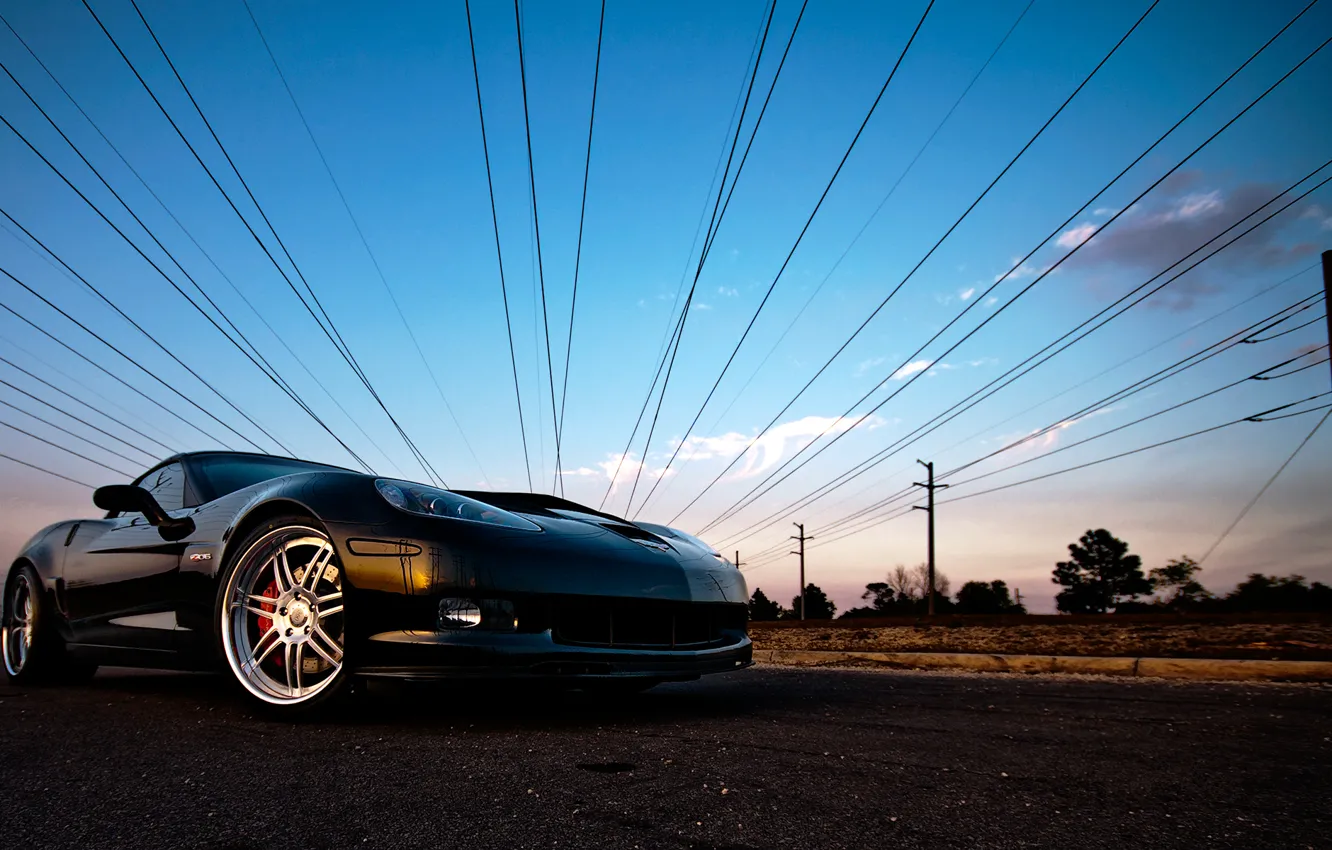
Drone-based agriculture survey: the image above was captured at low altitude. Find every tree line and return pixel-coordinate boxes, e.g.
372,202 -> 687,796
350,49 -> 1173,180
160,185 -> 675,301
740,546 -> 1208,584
746,527 -> 1331,621
748,562 -> 1025,621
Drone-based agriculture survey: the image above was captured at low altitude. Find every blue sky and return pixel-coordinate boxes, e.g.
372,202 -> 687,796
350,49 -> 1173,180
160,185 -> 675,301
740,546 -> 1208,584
1,0 -> 1329,613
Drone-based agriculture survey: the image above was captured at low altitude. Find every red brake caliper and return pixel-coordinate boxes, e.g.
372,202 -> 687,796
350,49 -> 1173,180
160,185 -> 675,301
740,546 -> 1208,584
257,580 -> 279,635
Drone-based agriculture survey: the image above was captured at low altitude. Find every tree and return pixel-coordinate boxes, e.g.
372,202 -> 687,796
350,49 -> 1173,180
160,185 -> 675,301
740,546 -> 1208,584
955,580 -> 1025,615
1149,556 -> 1211,609
885,564 -> 914,600
788,583 -> 837,620
907,562 -> 950,600
748,587 -> 782,621
1052,529 -> 1153,614
857,564 -> 954,615
1224,574 -> 1332,612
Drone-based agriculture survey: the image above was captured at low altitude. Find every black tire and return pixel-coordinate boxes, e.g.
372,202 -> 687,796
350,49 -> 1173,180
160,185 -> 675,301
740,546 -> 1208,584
215,515 -> 351,718
3,564 -> 97,685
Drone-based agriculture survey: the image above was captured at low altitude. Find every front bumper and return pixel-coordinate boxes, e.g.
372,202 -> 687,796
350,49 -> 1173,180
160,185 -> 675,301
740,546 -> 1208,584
354,629 -> 754,682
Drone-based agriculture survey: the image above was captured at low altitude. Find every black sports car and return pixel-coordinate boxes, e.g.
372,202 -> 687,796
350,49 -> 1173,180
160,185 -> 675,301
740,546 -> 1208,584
2,451 -> 752,715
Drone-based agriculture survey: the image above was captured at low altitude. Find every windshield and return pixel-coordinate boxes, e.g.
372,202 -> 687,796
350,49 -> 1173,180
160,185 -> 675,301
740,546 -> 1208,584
192,455 -> 344,502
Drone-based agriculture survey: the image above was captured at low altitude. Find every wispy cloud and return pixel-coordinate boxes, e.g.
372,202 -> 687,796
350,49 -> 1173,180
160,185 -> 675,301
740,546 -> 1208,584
1056,223 -> 1097,249
892,360 -> 933,380
717,286 -> 739,297
959,287 -> 976,301
669,414 -> 888,479
995,406 -> 1118,455
1092,207 -> 1118,217
855,356 -> 886,377
994,260 -> 1041,283
695,302 -> 713,311
586,453 -> 675,495
1060,178 -> 1318,311
1302,204 -> 1332,230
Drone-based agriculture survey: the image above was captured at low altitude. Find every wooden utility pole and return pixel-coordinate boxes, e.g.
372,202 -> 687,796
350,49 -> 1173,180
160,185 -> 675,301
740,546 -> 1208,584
1322,250 -> 1331,389
790,523 -> 812,620
912,460 -> 948,615
733,550 -> 744,571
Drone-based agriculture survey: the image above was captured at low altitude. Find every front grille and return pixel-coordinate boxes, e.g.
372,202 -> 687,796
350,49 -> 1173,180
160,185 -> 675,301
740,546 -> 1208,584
535,598 -> 746,649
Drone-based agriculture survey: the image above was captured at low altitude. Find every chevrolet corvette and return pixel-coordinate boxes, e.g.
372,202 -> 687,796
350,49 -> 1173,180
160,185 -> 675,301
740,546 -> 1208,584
2,451 -> 752,715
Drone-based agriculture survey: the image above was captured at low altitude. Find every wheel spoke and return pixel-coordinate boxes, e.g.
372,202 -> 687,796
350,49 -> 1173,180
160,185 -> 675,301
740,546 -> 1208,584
250,626 -> 281,667
303,543 -> 335,590
307,626 -> 342,668
237,603 -> 274,618
316,590 -> 342,605
294,643 -> 304,693
283,642 -> 294,693
246,593 -> 277,606
317,603 -> 344,620
275,548 -> 296,593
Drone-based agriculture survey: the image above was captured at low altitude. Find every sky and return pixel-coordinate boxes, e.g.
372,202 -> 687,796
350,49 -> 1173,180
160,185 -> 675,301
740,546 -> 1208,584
1,0 -> 1330,614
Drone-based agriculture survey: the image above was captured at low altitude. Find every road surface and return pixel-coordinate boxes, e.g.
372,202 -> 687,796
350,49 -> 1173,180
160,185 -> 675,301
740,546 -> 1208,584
1,665 -> 1328,849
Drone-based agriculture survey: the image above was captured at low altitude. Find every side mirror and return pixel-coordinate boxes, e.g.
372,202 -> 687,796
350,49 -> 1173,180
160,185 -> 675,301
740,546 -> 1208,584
93,485 -> 196,542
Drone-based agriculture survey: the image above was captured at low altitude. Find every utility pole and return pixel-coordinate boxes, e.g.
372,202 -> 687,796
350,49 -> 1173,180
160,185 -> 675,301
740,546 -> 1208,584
912,460 -> 948,616
1322,250 -> 1331,389
733,550 -> 744,571
790,523 -> 812,620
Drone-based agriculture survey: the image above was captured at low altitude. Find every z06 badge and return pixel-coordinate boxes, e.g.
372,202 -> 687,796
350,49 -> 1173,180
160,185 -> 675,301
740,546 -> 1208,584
188,552 -> 212,561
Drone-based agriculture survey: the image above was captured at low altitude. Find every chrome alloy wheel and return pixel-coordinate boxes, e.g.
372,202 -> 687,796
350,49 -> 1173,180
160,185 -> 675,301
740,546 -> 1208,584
2,572 -> 35,677
221,527 -> 346,705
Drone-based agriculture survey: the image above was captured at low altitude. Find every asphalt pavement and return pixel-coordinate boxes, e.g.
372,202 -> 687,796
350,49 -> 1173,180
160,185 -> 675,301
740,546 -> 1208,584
1,665 -> 1329,849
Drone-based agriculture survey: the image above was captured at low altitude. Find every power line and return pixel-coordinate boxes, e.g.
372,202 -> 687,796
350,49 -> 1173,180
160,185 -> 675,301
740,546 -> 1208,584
804,291 -> 1326,540
744,395 -> 1332,567
556,0 -> 606,491
680,0 -> 1166,529
603,0 -> 781,512
0,338 -> 182,457
83,0 -> 441,483
122,0 -> 439,483
632,0 -> 819,516
693,0 -> 1036,448
463,0 -> 532,491
945,352 -> 1328,493
616,0 -> 776,490
630,0 -> 936,518
746,307 -> 1325,559
0,53 -> 388,469
753,271 -> 1321,543
0,413 -> 136,479
0,12 -> 408,476
0,258 -> 254,451
935,395 -> 1331,507
511,0 -> 562,495
238,0 -> 489,485
0,451 -> 95,488
0,286 -> 236,449
0,374 -> 157,466
714,158 -> 1332,546
698,30 -> 1331,536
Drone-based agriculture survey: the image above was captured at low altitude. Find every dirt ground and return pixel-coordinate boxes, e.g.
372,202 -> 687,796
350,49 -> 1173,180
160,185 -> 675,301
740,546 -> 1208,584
749,617 -> 1332,660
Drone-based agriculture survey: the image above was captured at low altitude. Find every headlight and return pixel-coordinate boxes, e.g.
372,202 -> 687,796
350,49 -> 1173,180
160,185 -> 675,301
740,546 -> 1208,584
375,479 -> 541,531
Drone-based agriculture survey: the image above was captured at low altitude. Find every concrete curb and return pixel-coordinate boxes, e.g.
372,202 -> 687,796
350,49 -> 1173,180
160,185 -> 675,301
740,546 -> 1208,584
753,649 -> 1332,682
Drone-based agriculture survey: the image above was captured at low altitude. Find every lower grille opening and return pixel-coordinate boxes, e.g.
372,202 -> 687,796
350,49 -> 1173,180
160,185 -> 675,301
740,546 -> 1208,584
543,599 -> 746,649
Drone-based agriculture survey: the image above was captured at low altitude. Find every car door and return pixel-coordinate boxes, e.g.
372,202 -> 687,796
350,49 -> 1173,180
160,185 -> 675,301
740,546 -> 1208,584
62,461 -> 191,652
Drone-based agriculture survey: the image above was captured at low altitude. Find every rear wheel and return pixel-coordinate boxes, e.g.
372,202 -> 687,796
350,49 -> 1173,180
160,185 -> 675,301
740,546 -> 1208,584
3,564 -> 97,684
218,519 -> 349,715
